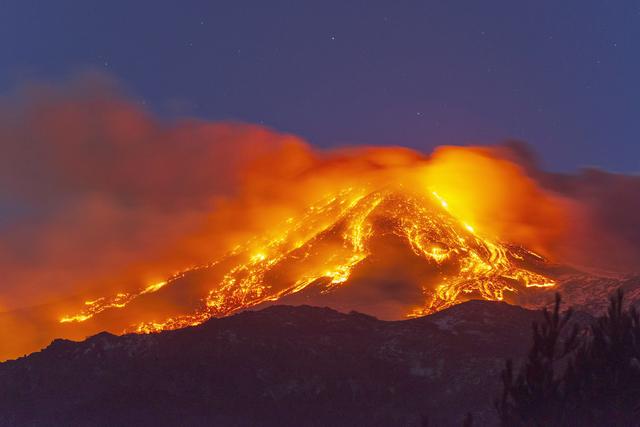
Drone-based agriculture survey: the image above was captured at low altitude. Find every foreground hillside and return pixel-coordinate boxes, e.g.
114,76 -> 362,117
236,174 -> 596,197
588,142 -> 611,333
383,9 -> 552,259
0,300 -> 551,426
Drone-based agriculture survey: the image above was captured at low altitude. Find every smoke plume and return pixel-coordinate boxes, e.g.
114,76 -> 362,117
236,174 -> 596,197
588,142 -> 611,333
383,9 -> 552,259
0,76 -> 638,316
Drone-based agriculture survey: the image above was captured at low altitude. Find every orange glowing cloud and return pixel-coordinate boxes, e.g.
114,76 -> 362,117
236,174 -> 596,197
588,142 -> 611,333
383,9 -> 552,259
0,76 -> 639,360
419,146 -> 569,257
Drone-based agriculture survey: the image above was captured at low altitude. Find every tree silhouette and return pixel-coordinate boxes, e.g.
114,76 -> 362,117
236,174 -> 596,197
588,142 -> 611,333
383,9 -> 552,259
496,293 -> 578,426
563,289 -> 640,425
496,289 -> 640,426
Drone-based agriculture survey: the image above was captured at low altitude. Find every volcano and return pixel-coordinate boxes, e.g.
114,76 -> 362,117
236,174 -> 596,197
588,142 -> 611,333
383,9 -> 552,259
56,188 -> 556,335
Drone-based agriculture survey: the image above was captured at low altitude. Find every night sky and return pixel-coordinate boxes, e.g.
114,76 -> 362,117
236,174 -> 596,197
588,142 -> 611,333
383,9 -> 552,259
1,0 -> 638,172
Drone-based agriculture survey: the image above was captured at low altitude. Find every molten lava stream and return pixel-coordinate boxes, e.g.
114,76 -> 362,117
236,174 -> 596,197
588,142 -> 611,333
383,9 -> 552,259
59,188 -> 555,334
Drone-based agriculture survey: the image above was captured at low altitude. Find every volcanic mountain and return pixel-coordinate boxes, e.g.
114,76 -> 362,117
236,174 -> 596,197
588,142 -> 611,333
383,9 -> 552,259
2,188 -> 640,425
52,189 -> 556,332
6,187 -> 636,361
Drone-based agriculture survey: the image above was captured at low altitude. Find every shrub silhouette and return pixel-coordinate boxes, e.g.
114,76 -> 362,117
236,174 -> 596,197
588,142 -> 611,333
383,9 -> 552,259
496,289 -> 640,426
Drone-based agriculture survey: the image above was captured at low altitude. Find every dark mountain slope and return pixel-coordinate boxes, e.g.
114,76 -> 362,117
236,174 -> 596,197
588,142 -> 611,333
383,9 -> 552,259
0,301 -> 557,426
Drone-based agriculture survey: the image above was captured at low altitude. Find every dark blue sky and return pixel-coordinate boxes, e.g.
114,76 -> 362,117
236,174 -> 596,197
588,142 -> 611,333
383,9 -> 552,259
1,0 -> 638,172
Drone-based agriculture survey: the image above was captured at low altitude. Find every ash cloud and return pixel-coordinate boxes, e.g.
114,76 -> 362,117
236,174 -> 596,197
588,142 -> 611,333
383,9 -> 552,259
492,141 -> 640,273
0,75 -> 309,310
0,76 -> 639,312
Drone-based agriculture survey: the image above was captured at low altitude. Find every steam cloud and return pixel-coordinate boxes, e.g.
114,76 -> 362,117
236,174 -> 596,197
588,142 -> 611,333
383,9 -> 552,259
0,76 -> 638,312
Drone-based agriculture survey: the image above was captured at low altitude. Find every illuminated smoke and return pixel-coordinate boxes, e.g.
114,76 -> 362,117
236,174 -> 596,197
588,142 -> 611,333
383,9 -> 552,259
0,76 -> 638,360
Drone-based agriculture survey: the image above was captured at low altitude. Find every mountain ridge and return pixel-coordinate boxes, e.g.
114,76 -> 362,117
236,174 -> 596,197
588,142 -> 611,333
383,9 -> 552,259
0,300 -> 580,426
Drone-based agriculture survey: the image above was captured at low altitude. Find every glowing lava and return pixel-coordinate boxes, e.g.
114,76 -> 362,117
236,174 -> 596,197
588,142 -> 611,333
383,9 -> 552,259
60,187 -> 555,333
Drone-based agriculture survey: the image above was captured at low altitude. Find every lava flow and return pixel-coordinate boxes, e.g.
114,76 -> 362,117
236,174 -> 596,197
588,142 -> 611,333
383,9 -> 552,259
60,186 -> 555,334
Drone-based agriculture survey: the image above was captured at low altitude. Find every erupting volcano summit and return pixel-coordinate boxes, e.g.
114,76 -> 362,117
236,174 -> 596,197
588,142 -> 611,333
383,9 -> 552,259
60,187 -> 556,334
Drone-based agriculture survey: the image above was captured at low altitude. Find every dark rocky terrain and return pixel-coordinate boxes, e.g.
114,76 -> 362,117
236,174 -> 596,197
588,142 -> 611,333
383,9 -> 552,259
0,300 -> 566,426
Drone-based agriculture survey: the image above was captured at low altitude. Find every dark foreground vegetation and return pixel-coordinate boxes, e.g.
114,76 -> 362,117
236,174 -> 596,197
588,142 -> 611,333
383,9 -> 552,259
497,290 -> 640,426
